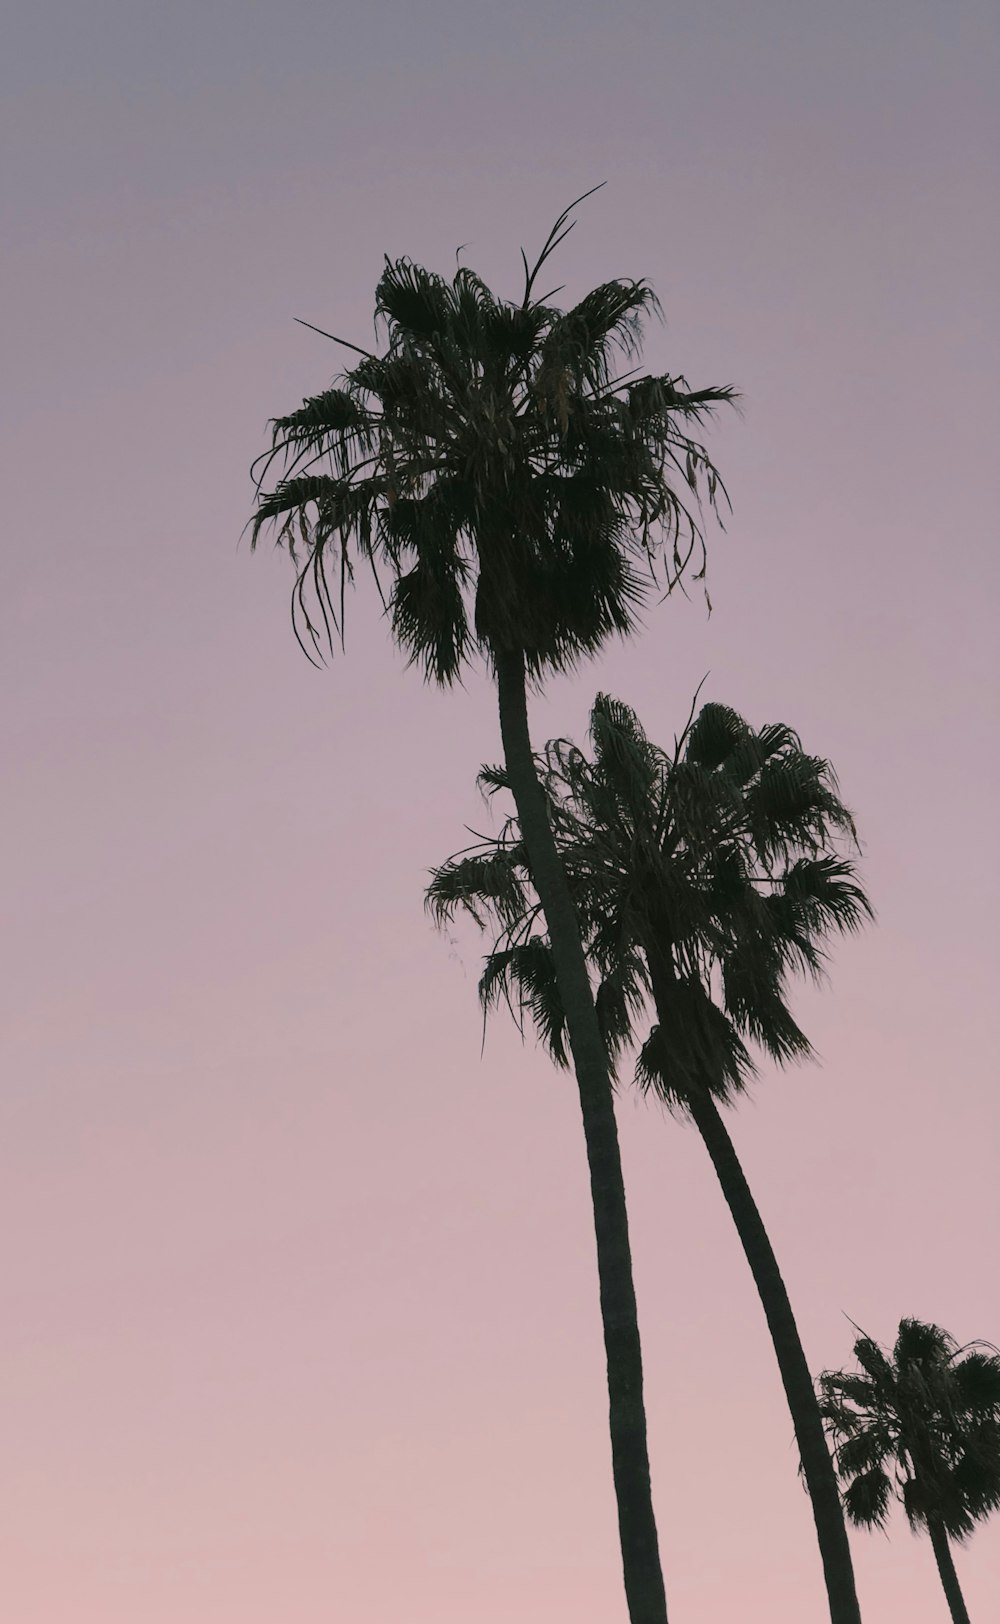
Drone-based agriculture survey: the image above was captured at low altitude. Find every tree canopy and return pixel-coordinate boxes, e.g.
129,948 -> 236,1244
250,196 -> 736,682
428,692 -> 872,1107
819,1319 -> 1000,1542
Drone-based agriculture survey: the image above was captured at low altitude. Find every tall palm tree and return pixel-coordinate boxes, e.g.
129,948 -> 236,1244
819,1319 -> 1000,1624
249,195 -> 735,1624
428,693 -> 872,1624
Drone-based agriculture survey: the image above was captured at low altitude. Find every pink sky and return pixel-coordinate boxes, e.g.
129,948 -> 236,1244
4,2 -> 998,1619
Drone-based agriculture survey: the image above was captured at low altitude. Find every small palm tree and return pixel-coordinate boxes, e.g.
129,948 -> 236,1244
428,693 -> 872,1624
249,195 -> 735,1624
819,1319 -> 1000,1624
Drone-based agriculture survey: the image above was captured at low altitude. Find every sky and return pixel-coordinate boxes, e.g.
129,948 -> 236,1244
3,2 -> 999,1620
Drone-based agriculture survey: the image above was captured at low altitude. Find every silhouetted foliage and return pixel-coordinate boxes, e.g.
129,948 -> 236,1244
429,692 -> 872,1624
250,196 -> 738,1624
250,191 -> 735,680
820,1319 -> 1000,1623
429,692 -> 871,1098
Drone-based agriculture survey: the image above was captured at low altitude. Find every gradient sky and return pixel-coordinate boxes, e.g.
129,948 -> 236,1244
4,3 -> 999,1620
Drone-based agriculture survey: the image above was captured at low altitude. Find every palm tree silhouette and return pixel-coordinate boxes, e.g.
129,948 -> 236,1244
820,1319 -> 1000,1623
428,692 -> 871,1623
249,195 -> 735,1624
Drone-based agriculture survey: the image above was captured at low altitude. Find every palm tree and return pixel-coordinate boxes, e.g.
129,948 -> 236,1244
249,194 -> 736,1624
819,1319 -> 1000,1624
428,693 -> 872,1624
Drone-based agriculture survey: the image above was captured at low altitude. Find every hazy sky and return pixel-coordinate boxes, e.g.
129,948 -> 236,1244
4,3 -> 998,1620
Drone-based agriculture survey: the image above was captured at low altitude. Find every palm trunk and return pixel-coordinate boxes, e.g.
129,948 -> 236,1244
644,957 -> 861,1623
494,647 -> 668,1624
927,1519 -> 971,1624
684,1086 -> 862,1622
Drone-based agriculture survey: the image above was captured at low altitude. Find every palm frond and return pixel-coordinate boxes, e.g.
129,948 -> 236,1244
837,1426 -> 895,1481
271,386 -> 370,444
375,258 -> 455,341
519,185 -> 606,305
480,938 -> 569,1068
537,281 -> 659,409
477,763 -> 512,797
390,552 -> 470,684
952,1351 -> 1000,1411
682,702 -> 754,771
426,848 -> 528,931
843,1469 -> 893,1531
588,693 -> 661,813
594,951 -> 649,1067
721,949 -> 813,1065
249,474 -> 347,550
634,980 -> 755,1110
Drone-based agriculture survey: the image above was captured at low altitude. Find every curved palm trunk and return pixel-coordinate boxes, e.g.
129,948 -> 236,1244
644,957 -> 861,1623
681,1085 -> 862,1622
495,648 -> 669,1624
927,1519 -> 971,1624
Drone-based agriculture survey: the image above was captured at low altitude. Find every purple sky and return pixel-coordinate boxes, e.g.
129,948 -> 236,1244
4,2 -> 998,1619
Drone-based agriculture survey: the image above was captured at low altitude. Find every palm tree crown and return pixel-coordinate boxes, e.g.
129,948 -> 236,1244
819,1319 -> 1000,1542
428,693 -> 871,1100
250,197 -> 735,681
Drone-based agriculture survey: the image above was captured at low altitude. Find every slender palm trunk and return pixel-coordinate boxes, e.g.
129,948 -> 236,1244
684,1086 -> 862,1622
494,647 -> 668,1624
927,1520 -> 971,1624
645,957 -> 861,1623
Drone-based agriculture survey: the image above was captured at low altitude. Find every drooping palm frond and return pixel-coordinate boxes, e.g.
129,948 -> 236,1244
842,1469 -> 894,1531
593,948 -> 651,1065
745,751 -> 854,863
480,939 -> 570,1068
634,981 -> 756,1110
426,843 -> 528,933
477,763 -> 512,797
766,858 -> 874,981
720,946 -> 813,1066
269,387 -> 373,464
250,195 -> 737,685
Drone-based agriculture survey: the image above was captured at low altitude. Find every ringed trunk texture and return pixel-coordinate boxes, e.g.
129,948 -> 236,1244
647,953 -> 861,1624
495,648 -> 669,1624
927,1520 -> 971,1624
